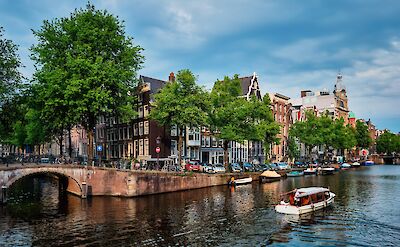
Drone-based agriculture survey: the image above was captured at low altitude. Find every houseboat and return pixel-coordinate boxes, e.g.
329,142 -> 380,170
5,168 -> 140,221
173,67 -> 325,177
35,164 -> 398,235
275,187 -> 335,215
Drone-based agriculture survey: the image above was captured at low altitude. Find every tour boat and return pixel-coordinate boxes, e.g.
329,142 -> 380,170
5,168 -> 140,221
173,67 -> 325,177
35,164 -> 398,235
228,177 -> 252,186
275,187 -> 335,215
341,163 -> 351,170
287,171 -> 304,177
319,167 -> 335,175
259,170 -> 281,183
351,162 -> 361,168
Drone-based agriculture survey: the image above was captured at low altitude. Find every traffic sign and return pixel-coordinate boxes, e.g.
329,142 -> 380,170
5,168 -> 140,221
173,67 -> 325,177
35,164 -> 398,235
97,145 -> 103,152
155,147 -> 160,153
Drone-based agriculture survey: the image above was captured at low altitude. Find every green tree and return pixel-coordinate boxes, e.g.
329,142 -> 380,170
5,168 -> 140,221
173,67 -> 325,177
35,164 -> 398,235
290,111 -> 322,161
0,27 -> 24,109
31,4 -> 144,163
355,120 -> 372,149
209,75 -> 278,167
0,27 -> 25,143
287,135 -> 300,162
150,69 -> 209,167
376,131 -> 400,154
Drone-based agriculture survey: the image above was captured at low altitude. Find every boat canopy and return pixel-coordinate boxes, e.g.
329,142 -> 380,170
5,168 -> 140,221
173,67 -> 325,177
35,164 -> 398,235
295,187 -> 329,198
260,170 -> 281,178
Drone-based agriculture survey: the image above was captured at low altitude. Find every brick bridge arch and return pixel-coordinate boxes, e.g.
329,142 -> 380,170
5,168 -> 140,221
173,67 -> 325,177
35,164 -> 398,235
1,165 -> 93,202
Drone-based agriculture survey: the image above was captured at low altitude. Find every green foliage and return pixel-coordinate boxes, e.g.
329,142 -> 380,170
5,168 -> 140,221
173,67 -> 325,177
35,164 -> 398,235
209,75 -> 278,165
287,136 -> 300,160
150,69 -> 209,165
376,131 -> 400,154
31,3 -> 144,160
0,27 -> 24,108
355,120 -> 372,149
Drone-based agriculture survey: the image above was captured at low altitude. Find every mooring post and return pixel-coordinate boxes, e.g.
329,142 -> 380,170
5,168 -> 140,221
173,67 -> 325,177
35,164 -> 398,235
81,182 -> 87,199
1,186 -> 7,204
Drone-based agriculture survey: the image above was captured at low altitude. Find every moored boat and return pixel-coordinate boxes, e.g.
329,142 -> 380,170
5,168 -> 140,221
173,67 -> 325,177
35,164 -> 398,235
319,167 -> 335,175
351,162 -> 361,168
275,187 -> 335,215
304,165 -> 318,175
364,160 -> 374,166
287,171 -> 304,177
260,170 -> 281,183
228,177 -> 252,186
341,163 -> 351,170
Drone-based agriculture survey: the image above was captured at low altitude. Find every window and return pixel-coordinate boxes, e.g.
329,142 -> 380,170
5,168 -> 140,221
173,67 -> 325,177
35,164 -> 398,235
212,137 -> 217,147
134,140 -> 138,156
171,126 -> 177,136
139,139 -> 143,155
171,140 -> 177,155
144,121 -> 149,135
134,123 -> 138,136
139,122 -> 143,135
119,128 -> 123,140
124,127 -> 127,140
189,133 -> 194,141
205,137 -> 210,147
144,105 -> 149,117
201,136 -> 205,146
144,139 -> 149,156
139,106 -> 144,118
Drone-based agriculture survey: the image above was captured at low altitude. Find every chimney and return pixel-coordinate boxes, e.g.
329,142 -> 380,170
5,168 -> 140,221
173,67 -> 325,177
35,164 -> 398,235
168,72 -> 175,82
301,90 -> 311,98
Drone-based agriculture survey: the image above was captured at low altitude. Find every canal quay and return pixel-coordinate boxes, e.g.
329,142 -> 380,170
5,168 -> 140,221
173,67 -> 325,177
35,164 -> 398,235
1,165 -> 399,246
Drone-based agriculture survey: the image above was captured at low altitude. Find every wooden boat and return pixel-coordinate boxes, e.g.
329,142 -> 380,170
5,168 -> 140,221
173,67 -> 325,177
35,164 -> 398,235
260,170 -> 281,183
287,171 -> 304,177
228,177 -> 252,186
275,187 -> 335,215
319,167 -> 335,175
351,162 -> 361,167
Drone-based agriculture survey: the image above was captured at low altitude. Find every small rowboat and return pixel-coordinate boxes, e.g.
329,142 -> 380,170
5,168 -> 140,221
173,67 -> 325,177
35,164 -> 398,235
287,171 -> 304,177
275,187 -> 335,215
341,163 -> 351,170
228,177 -> 252,186
319,167 -> 335,175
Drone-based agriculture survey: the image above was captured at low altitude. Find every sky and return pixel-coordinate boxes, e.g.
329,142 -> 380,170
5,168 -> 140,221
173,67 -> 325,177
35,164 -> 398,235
1,0 -> 399,132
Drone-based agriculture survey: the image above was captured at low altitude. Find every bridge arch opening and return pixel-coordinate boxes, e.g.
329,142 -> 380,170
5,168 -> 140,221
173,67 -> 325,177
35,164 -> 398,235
4,171 -> 83,204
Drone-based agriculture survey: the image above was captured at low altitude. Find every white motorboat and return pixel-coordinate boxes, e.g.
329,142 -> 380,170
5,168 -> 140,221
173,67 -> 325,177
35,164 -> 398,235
351,162 -> 361,167
228,177 -> 252,186
275,187 -> 335,215
319,167 -> 335,175
303,166 -> 317,175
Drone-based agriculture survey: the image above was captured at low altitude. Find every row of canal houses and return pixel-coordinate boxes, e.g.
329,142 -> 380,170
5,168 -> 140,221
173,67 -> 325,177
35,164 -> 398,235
1,71 -> 379,166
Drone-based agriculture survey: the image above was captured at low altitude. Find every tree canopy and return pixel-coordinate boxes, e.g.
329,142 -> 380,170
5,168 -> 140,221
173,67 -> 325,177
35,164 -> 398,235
376,131 -> 400,155
150,69 -> 209,166
209,75 -> 278,166
355,120 -> 372,149
31,4 -> 144,161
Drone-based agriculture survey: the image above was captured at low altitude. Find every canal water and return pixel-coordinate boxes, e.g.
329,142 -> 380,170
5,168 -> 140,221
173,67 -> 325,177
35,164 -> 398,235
1,165 -> 400,246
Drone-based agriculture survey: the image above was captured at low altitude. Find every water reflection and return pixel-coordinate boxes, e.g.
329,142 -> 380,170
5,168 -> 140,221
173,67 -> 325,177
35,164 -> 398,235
1,166 -> 400,246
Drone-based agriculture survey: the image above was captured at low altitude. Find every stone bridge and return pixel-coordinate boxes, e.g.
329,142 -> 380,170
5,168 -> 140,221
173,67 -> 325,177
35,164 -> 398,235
0,164 -> 252,204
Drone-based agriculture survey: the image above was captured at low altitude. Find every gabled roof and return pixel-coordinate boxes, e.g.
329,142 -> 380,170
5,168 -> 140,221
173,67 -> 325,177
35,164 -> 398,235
139,75 -> 167,94
239,73 -> 262,100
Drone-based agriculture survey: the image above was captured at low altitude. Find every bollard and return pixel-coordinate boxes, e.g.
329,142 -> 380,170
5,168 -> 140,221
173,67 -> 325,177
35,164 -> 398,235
1,186 -> 7,204
81,182 -> 87,199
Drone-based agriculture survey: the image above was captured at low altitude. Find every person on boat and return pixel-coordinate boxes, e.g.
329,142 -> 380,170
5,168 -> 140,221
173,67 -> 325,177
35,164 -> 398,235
229,176 -> 235,186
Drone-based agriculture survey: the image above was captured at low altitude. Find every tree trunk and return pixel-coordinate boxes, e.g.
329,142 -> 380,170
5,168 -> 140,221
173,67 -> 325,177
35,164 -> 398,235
223,140 -> 229,170
178,127 -> 183,169
87,129 -> 94,166
59,134 -> 63,158
68,128 -> 72,158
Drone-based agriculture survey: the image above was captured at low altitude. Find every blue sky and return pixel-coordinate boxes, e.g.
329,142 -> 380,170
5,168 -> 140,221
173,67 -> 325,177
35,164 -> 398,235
1,0 -> 399,132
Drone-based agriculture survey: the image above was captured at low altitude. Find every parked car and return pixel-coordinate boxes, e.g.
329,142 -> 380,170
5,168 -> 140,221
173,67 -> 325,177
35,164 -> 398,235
253,164 -> 264,172
242,162 -> 255,172
277,162 -> 289,170
200,163 -> 214,173
259,164 -> 270,171
230,163 -> 243,172
213,164 -> 226,173
267,163 -> 279,170
185,161 -> 200,171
